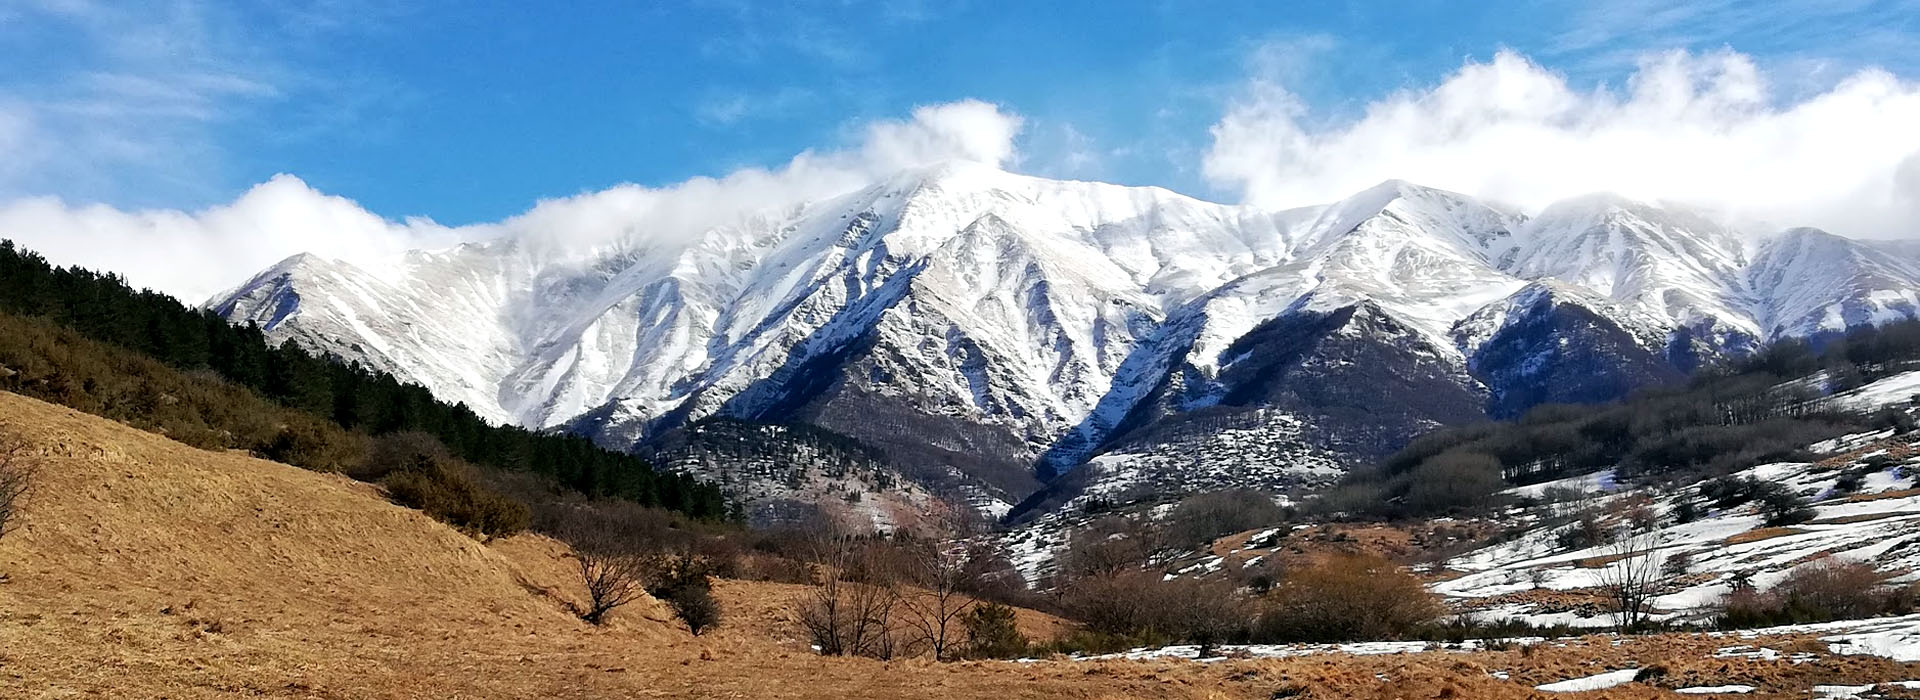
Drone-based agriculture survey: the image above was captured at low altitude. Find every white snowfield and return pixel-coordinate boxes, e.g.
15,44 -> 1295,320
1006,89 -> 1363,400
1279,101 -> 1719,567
211,162 -> 1920,516
1834,371 -> 1920,412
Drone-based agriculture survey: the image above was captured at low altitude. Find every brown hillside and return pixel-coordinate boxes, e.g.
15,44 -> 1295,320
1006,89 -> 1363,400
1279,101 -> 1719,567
0,391 -> 1222,698
13,389 -> 1920,699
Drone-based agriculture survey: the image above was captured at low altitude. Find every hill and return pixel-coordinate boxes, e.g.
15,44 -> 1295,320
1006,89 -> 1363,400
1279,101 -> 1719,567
18,389 -> 1920,697
0,390 -> 1172,698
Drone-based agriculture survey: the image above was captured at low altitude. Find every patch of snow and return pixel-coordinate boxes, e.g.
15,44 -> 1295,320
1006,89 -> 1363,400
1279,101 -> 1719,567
1534,669 -> 1640,692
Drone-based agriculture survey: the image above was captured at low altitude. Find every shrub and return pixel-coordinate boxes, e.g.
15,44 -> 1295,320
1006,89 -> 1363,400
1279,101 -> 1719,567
1164,489 -> 1287,549
1555,512 -> 1611,551
1701,476 -> 1767,508
1252,553 -> 1442,642
1399,453 -> 1507,517
568,545 -> 651,626
1673,498 -> 1699,523
794,536 -> 907,658
1061,516 -> 1156,579
663,584 -> 721,635
1663,551 -> 1693,577
1759,488 -> 1816,527
258,419 -> 365,473
0,423 -> 36,541
383,455 -> 531,539
645,552 -> 723,635
1058,571 -> 1251,648
1059,570 -> 1166,636
961,602 -> 1029,659
1719,558 -> 1903,628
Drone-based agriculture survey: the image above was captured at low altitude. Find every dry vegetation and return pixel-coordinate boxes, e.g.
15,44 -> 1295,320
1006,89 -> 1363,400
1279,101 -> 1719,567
12,389 -> 1920,698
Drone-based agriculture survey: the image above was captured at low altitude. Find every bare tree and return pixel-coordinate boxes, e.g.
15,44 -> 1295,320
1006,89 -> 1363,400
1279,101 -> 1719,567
572,544 -> 650,625
552,509 -> 654,625
1596,521 -> 1663,631
900,538 -> 980,661
0,424 -> 37,541
794,535 -> 904,658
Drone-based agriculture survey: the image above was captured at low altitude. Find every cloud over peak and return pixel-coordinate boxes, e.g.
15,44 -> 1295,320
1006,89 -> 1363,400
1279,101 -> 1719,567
1203,48 -> 1920,237
0,100 -> 1026,301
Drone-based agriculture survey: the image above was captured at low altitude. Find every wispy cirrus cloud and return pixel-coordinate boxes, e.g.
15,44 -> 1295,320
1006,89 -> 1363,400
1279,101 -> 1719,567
1543,0 -> 1920,80
0,0 -> 404,206
694,86 -> 818,126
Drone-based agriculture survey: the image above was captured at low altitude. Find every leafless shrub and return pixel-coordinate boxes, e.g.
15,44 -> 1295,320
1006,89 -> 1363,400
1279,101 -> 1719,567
551,507 -> 657,625
1061,515 -> 1157,579
0,423 -> 37,540
1720,557 -> 1899,627
1596,524 -> 1663,631
899,538 -> 979,661
1253,553 -> 1441,642
571,544 -> 651,625
795,536 -> 907,658
1164,489 -> 1286,549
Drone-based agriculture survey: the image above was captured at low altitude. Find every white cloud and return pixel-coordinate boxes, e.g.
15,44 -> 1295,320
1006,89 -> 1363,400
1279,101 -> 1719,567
0,99 -> 1026,302
1204,48 -> 1920,237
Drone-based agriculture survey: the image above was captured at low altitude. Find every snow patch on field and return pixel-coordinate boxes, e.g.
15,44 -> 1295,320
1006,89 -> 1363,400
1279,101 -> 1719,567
1534,668 -> 1639,692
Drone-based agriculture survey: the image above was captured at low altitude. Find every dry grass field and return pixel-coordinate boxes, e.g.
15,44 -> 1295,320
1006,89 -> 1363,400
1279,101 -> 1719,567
7,390 -> 1920,698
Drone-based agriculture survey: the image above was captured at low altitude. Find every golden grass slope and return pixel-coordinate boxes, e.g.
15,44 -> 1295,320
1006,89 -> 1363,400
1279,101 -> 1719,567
13,389 -> 1920,698
0,391 -> 1220,698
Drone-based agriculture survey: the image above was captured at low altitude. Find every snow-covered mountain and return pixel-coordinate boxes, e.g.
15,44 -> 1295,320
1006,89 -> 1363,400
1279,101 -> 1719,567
211,162 -> 1920,519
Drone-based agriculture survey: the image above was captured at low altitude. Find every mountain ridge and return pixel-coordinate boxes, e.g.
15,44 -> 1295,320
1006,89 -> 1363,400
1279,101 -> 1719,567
212,163 -> 1920,518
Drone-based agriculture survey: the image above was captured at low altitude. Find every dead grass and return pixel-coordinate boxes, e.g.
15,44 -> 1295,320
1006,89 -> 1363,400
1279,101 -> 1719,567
1844,488 -> 1920,503
1817,438 -> 1920,468
1724,527 -> 1812,545
7,389 -> 1920,699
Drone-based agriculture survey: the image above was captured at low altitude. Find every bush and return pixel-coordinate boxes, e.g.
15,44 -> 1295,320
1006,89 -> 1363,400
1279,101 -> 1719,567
1252,553 -> 1441,642
1061,516 -> 1156,579
1059,572 -> 1250,647
1164,489 -> 1286,549
1719,558 -> 1904,628
1059,570 -> 1166,636
662,584 -> 721,635
961,602 -> 1029,659
646,552 -> 723,635
1759,488 -> 1816,527
1555,512 -> 1612,551
1673,498 -> 1699,523
0,423 -> 37,541
379,440 -> 530,539
1399,453 -> 1507,516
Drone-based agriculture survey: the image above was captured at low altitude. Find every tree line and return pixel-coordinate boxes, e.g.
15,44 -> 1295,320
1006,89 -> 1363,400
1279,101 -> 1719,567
0,240 -> 726,520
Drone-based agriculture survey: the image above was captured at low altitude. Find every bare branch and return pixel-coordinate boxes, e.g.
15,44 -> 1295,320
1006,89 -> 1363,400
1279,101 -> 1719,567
0,423 -> 38,541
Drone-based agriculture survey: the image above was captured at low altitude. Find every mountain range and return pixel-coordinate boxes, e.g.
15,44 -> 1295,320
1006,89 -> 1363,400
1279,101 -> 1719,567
210,161 -> 1920,521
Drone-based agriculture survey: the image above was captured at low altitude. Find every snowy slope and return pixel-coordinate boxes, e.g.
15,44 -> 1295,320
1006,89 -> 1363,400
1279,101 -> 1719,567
1505,195 -> 1761,354
212,164 -> 1920,517
1748,228 -> 1920,340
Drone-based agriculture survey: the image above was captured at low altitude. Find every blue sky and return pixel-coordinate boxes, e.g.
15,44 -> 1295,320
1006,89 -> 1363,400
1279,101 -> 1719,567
3,1 -> 1920,300
3,0 -> 1915,225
